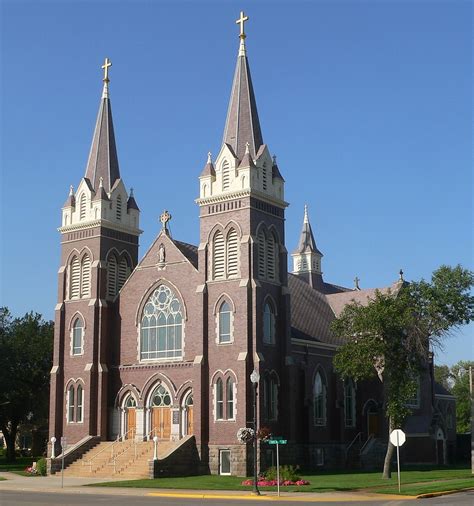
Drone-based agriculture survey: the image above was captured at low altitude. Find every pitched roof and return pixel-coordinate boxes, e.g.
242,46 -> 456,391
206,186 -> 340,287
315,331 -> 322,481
288,274 -> 344,345
325,282 -> 401,317
200,153 -> 216,177
173,240 -> 198,269
293,205 -> 323,256
222,39 -> 263,160
84,82 -> 121,193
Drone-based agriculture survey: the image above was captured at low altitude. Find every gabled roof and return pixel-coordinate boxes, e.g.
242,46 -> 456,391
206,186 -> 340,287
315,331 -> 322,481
84,82 -> 121,193
173,240 -> 198,269
288,274 -> 344,345
222,39 -> 263,160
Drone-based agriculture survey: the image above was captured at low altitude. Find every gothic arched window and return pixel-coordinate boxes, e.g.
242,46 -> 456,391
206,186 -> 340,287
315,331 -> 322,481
80,254 -> 91,298
267,232 -> 279,281
226,377 -> 235,419
79,193 -> 87,220
213,231 -> 225,280
118,256 -> 131,291
218,301 -> 232,344
216,378 -> 224,420
344,379 -> 356,427
263,301 -> 276,344
71,317 -> 84,355
76,385 -> 83,423
226,228 -> 239,277
140,285 -> 183,360
107,254 -> 118,298
116,195 -> 122,220
69,256 -> 80,299
257,229 -> 266,279
67,385 -> 75,423
151,385 -> 172,407
222,160 -> 230,191
263,373 -> 278,421
313,371 -> 327,426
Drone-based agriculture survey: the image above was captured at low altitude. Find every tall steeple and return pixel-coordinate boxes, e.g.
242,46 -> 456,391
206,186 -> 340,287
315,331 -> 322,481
292,205 -> 324,288
84,57 -> 121,193
222,11 -> 263,160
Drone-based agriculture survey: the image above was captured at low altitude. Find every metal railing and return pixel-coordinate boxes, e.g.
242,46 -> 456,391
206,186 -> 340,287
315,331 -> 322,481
360,434 -> 374,455
345,431 -> 362,461
83,429 -> 135,472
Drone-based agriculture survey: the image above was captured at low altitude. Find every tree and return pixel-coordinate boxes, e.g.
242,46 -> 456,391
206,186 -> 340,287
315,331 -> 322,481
450,361 -> 473,434
0,308 -> 53,462
332,265 -> 473,479
434,364 -> 452,391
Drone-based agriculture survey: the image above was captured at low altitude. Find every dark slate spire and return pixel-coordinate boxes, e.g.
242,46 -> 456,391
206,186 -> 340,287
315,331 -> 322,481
127,188 -> 140,211
294,205 -> 323,256
84,58 -> 120,193
222,12 -> 263,160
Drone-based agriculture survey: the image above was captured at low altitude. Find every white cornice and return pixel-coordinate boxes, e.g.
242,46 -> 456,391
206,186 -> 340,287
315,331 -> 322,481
195,189 -> 288,209
58,219 -> 143,236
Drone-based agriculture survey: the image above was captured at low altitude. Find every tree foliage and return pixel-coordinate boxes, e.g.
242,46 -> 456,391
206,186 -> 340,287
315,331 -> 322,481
0,308 -> 54,461
331,265 -> 473,477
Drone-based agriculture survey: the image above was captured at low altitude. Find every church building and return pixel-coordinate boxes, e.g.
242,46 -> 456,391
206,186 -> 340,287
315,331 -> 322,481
48,12 -> 455,476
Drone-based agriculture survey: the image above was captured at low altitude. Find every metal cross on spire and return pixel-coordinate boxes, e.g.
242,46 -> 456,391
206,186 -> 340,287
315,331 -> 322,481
102,57 -> 112,83
236,11 -> 249,39
160,210 -> 172,233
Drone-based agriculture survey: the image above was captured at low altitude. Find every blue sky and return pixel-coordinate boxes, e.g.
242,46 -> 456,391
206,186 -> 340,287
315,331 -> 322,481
1,0 -> 472,366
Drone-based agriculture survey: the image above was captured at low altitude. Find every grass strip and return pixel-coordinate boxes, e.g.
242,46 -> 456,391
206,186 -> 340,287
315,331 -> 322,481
376,478 -> 474,496
88,467 -> 472,493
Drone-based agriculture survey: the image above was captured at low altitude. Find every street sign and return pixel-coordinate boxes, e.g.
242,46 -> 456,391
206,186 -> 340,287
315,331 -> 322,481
268,439 -> 287,445
389,429 -> 406,493
390,429 -> 406,447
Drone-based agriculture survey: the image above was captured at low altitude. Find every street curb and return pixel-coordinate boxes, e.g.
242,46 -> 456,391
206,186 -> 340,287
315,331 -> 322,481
415,486 -> 474,499
147,491 -> 417,502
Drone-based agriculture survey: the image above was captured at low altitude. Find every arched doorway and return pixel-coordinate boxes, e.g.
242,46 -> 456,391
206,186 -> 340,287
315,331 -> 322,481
182,391 -> 193,436
124,395 -> 137,439
150,385 -> 172,439
366,401 -> 379,438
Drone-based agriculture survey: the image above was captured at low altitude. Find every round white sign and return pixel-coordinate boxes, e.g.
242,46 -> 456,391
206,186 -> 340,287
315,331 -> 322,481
390,429 -> 406,447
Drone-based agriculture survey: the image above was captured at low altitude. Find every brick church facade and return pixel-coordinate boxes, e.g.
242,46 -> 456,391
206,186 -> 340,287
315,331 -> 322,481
49,15 -> 455,475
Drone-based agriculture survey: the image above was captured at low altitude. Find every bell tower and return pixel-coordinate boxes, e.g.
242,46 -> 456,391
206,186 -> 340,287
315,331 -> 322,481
49,59 -> 141,449
196,12 -> 291,474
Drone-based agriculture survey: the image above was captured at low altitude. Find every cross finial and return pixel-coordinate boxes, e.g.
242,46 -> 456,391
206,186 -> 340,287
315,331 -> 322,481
236,11 -> 249,40
399,269 -> 404,281
102,57 -> 112,83
354,276 -> 361,290
159,210 -> 172,233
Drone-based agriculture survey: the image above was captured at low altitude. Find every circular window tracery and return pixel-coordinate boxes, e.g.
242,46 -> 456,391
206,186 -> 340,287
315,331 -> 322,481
151,385 -> 172,407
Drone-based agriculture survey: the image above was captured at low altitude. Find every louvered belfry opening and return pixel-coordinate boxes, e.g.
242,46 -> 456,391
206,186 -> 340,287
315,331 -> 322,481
226,229 -> 238,277
213,231 -> 225,279
80,254 -> 91,297
70,256 -> 81,299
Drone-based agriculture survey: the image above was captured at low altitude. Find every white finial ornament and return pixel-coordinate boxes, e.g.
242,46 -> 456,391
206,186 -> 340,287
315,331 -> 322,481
272,155 -> 277,164
130,187 -> 134,197
304,204 -> 309,224
245,141 -> 250,154
236,11 -> 249,57
69,185 -> 74,196
207,152 -> 212,164
99,176 -> 104,188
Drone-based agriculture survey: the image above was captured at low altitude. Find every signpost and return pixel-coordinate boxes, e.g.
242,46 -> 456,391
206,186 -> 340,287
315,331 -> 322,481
60,436 -> 67,489
267,438 -> 287,497
389,429 -> 406,493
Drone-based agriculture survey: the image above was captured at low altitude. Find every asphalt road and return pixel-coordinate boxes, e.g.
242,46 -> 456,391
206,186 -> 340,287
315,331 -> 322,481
1,490 -> 473,506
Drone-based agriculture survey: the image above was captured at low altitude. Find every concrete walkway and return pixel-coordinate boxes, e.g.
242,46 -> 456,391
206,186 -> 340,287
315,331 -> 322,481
0,472 -> 416,502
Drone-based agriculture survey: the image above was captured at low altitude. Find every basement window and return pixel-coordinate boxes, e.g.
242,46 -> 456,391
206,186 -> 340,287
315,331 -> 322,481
219,449 -> 231,475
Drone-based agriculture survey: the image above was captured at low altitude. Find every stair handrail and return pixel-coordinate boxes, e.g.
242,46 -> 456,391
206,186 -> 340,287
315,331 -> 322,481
345,431 -> 362,460
360,433 -> 374,455
108,429 -> 140,473
84,429 -> 135,472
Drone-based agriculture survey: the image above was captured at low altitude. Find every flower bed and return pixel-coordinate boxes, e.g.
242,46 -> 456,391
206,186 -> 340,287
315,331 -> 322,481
241,479 -> 310,486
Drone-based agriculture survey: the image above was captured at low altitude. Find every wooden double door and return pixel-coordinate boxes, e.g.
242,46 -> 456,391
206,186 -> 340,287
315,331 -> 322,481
126,408 -> 136,439
151,407 -> 171,439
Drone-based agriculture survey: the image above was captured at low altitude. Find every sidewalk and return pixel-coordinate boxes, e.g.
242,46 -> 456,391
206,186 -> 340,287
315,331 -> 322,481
0,472 -> 417,502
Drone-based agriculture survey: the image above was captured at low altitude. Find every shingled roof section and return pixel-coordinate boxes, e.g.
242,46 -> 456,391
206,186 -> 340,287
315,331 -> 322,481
222,38 -> 263,160
325,281 -> 402,317
84,82 -> 121,193
173,240 -> 198,269
288,274 -> 345,345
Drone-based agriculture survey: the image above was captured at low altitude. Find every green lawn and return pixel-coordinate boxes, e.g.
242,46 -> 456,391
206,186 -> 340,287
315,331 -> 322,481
89,466 -> 473,494
376,478 -> 474,496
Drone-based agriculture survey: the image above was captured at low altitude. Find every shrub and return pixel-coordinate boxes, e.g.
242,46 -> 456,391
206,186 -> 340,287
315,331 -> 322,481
263,465 -> 300,482
36,458 -> 47,476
